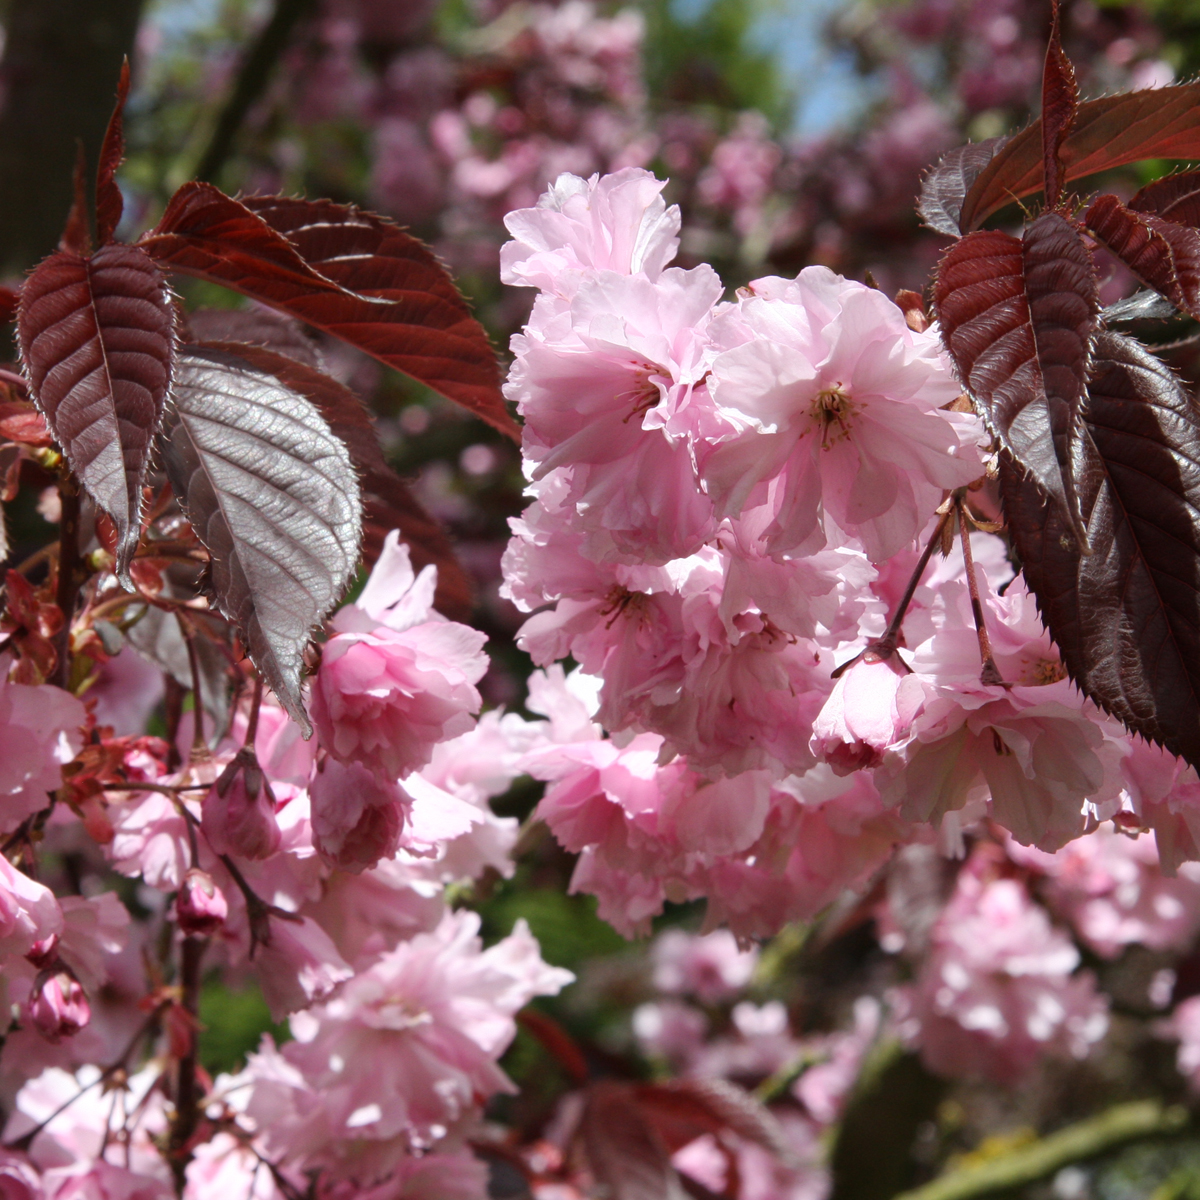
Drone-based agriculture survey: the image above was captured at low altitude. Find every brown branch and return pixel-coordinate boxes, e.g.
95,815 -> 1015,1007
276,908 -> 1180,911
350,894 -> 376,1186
193,0 -> 318,185
166,936 -> 206,1191
51,474 -> 83,690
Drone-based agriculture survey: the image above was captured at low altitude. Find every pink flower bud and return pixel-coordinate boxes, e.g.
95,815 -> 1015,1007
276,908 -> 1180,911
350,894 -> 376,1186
25,932 -> 58,969
29,969 -> 90,1043
201,754 -> 281,861
175,869 -> 228,937
810,651 -> 921,775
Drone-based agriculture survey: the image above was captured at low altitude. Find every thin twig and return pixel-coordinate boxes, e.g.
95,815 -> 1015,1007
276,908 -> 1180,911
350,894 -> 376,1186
194,0 -> 318,184
180,615 -> 206,757
52,475 -> 83,689
832,507 -> 953,677
957,498 -> 1006,687
167,936 -> 206,1190
5,1005 -> 165,1152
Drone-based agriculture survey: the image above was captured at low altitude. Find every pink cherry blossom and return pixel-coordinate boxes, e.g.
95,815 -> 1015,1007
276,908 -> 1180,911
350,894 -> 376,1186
175,870 -> 228,937
0,672 -> 86,834
500,167 -> 681,296
896,851 -> 1108,1084
651,930 -> 758,1002
308,759 -> 408,874
810,650 -> 922,775
28,971 -> 89,1045
700,267 -> 983,561
311,536 -> 488,782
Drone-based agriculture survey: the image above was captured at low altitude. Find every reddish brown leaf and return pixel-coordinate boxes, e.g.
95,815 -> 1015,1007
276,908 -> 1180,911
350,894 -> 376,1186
959,82 -> 1200,231
141,184 -> 517,439
0,400 -> 52,447
1086,193 -> 1200,318
581,1082 -> 686,1200
0,288 -> 17,325
516,1008 -> 589,1086
1040,3 -> 1078,211
1001,330 -> 1200,769
17,243 -> 175,580
1130,171 -> 1200,227
195,339 -> 474,621
95,59 -> 131,247
635,1079 -> 793,1164
918,137 -> 1009,236
61,144 -> 91,257
933,215 -> 1099,547
187,306 -> 323,369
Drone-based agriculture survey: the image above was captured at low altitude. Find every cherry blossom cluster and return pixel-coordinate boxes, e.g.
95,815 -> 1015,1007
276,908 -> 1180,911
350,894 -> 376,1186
0,533 -> 576,1200
498,167 -> 1200,948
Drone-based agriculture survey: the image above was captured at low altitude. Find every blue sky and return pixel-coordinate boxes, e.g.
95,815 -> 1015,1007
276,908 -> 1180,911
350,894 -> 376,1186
149,0 -> 865,137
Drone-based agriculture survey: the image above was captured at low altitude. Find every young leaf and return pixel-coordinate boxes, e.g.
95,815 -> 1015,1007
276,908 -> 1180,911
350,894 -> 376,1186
17,242 -> 175,581
1040,3 -> 1078,211
1000,330 -> 1200,769
958,82 -> 1200,231
141,184 -> 518,439
933,214 -> 1099,547
160,345 -> 362,733
1085,193 -> 1200,319
1130,170 -> 1200,227
95,59 -> 131,247
195,339 -> 475,620
917,138 -> 1009,236
581,1082 -> 686,1200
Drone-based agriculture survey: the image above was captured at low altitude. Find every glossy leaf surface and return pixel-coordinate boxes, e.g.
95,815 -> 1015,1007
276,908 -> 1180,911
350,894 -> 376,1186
957,83 -> 1200,231
1001,330 -> 1200,768
934,215 -> 1099,545
1130,170 -> 1200,227
95,60 -> 130,247
142,184 -> 517,438
17,242 -> 175,579
1040,5 -> 1078,211
161,346 -> 362,733
1086,193 -> 1200,318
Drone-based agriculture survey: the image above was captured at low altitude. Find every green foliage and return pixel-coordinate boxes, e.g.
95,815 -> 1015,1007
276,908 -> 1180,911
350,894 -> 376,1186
478,882 -> 628,971
639,0 -> 791,126
197,977 -> 288,1075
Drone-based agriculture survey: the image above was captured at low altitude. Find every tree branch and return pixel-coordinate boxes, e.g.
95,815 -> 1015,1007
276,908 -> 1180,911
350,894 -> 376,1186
193,0 -> 318,186
894,1101 -> 1191,1200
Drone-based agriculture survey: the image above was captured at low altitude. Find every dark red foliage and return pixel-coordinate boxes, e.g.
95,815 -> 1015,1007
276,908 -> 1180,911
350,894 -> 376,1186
141,185 -> 517,439
1039,5 -> 1078,212
95,60 -> 130,247
1000,332 -> 1200,769
17,242 -> 175,580
1086,194 -> 1200,318
933,215 -> 1098,547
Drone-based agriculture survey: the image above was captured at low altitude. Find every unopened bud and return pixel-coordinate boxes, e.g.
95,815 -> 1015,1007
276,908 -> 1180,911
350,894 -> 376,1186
176,869 -> 228,937
25,932 -> 59,970
202,753 -> 281,861
29,969 -> 90,1043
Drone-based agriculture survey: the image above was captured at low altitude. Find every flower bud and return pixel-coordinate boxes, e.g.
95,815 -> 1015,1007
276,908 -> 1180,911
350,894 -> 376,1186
202,752 -> 281,861
29,968 -> 90,1043
175,869 -> 228,937
25,932 -> 58,970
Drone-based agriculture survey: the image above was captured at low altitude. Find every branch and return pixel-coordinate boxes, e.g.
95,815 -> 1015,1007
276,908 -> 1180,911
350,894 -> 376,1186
894,1101 -> 1191,1200
52,474 -> 83,689
193,0 -> 318,185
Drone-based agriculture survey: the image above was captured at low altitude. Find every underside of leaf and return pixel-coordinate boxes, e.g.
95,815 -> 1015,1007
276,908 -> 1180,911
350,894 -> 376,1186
160,346 -> 362,733
1000,329 -> 1200,769
17,243 -> 175,581
141,184 -> 517,439
918,138 -> 1009,236
195,339 -> 475,621
933,218 -> 1098,547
